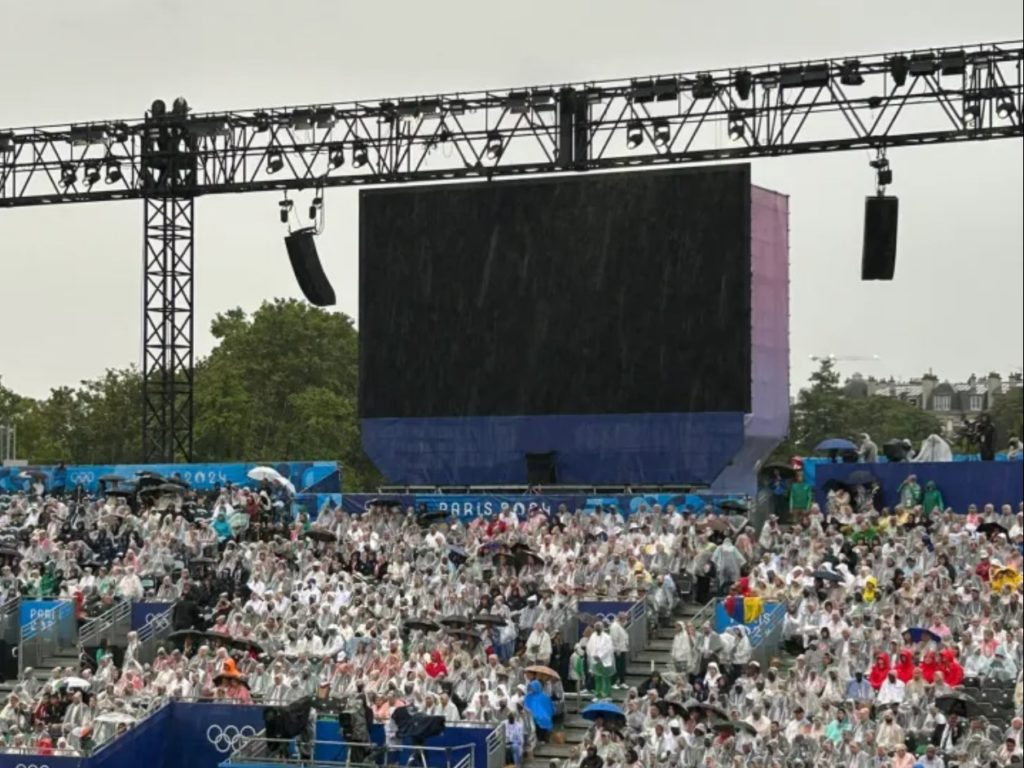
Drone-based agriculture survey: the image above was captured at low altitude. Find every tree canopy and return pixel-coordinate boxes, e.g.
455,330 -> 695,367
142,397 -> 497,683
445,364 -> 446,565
771,359 -> 943,460
2,299 -> 379,490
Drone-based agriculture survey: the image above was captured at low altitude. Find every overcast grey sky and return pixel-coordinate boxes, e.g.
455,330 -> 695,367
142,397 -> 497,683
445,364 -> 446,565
1,0 -> 1022,399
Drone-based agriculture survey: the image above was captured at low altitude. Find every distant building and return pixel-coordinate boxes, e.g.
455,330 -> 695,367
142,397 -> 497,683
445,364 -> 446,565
843,370 -> 1023,435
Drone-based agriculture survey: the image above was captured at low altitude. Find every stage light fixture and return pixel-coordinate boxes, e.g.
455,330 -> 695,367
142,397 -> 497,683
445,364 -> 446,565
625,121 -> 644,149
908,54 -> 937,77
60,163 -> 77,188
266,150 -> 284,174
963,100 -> 982,125
278,199 -> 293,224
691,73 -> 716,99
308,196 -> 323,221
105,161 -> 122,184
733,70 -> 752,100
996,98 -> 1017,119
727,110 -> 746,141
328,144 -> 345,169
939,50 -> 966,76
171,97 -> 190,118
651,119 -> 671,147
352,141 -> 369,167
484,131 -> 503,160
840,59 -> 864,86
150,100 -> 167,118
889,56 -> 909,87
0,132 -> 15,153
84,163 -> 102,187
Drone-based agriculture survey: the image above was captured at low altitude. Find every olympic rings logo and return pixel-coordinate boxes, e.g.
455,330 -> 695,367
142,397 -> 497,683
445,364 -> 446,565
206,724 -> 257,753
144,612 -> 172,629
16,763 -> 51,768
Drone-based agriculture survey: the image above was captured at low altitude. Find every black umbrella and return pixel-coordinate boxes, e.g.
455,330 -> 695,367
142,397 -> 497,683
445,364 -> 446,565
439,616 -> 474,628
168,629 -> 209,644
812,569 -> 844,583
822,479 -> 853,495
98,474 -> 126,483
417,510 -> 448,526
473,614 -> 508,627
936,693 -> 982,719
713,720 -> 757,736
104,488 -> 135,498
654,699 -> 687,717
0,547 -> 21,558
719,499 -> 749,513
514,549 -> 545,567
977,522 -> 1009,538
403,618 -> 441,633
301,528 -> 337,543
446,627 -> 483,643
19,470 -> 47,480
846,469 -> 876,486
684,702 -> 729,722
761,463 -> 796,479
212,635 -> 265,656
188,556 -> 217,568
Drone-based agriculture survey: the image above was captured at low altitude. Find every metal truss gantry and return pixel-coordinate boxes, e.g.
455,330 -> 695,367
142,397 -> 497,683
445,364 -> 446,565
1,39 -> 1022,461
142,197 -> 194,463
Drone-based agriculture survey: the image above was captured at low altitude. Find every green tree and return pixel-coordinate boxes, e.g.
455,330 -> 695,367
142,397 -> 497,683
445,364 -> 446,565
771,360 -> 942,461
194,299 -> 379,489
990,385 -> 1023,445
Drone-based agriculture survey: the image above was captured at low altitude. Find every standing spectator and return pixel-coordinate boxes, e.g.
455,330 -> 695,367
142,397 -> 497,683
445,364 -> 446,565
609,614 -> 630,690
586,622 -> 614,701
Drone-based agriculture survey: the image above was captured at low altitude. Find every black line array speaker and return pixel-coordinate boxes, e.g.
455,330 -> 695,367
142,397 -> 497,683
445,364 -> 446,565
285,228 -> 336,306
525,452 -> 558,485
861,195 -> 899,281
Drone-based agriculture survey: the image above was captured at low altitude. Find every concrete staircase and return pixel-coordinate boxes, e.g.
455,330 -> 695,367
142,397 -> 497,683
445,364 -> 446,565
0,646 -> 82,699
526,600 -> 709,768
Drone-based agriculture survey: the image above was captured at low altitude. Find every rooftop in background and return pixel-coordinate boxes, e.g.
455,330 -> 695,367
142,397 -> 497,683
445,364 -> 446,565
843,370 -> 1023,432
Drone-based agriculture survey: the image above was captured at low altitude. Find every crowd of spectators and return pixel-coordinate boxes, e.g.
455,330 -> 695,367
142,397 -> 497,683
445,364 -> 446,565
0,471 -> 1021,767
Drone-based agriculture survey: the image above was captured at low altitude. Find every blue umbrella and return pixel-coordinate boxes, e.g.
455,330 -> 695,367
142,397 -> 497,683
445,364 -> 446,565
582,702 -> 625,722
815,438 -> 857,451
903,627 -> 941,643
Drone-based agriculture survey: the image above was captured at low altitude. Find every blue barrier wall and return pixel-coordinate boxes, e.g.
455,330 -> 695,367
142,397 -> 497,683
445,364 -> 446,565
0,701 -> 497,768
131,601 -> 174,631
814,460 -> 1023,511
341,492 -> 745,520
0,460 -> 341,495
361,412 -> 747,486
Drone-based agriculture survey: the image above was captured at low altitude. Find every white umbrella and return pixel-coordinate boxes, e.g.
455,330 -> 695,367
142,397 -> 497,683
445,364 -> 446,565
247,466 -> 284,483
273,477 -> 297,495
61,676 -> 92,690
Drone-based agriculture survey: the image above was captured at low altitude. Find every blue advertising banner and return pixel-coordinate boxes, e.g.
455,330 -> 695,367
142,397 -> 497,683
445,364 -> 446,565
131,601 -> 174,631
577,601 -> 638,637
713,600 -> 786,647
0,460 -> 340,495
293,492 -> 343,521
20,599 -> 71,631
340,493 -> 743,521
166,702 -> 265,768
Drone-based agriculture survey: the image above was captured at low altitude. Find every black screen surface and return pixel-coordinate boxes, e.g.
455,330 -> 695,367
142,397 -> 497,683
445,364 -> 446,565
359,166 -> 751,419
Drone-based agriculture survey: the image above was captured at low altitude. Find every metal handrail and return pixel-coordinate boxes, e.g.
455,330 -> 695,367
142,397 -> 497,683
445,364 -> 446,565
79,599 -> 131,646
226,734 -> 476,768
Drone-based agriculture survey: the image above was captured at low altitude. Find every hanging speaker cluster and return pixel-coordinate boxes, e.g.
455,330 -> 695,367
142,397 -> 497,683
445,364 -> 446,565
284,228 -> 336,306
861,196 -> 899,281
